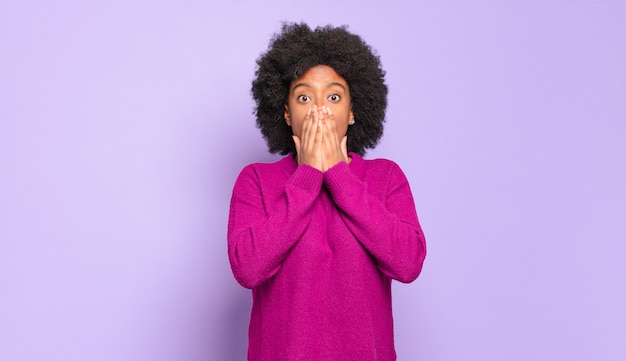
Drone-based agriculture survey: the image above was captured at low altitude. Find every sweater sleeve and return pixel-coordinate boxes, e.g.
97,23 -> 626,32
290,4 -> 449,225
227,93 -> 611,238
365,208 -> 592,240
323,161 -> 426,283
227,163 -> 323,289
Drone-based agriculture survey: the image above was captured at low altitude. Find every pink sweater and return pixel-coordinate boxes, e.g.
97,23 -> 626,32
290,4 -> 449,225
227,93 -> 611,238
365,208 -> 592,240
228,153 -> 426,361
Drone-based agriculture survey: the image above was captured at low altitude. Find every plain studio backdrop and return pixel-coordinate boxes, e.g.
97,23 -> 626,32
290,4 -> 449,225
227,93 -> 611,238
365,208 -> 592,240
1,1 -> 625,360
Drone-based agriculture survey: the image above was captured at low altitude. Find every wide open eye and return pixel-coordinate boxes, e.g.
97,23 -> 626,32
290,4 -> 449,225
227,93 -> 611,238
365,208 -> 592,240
297,95 -> 310,103
328,94 -> 341,102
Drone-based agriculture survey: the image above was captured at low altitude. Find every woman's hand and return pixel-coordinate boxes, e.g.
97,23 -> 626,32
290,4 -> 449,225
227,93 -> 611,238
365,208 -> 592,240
293,105 -> 348,172
292,106 -> 323,171
321,106 -> 348,172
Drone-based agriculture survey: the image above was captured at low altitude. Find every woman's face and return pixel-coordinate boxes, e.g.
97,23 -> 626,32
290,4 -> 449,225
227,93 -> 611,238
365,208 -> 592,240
284,65 -> 354,139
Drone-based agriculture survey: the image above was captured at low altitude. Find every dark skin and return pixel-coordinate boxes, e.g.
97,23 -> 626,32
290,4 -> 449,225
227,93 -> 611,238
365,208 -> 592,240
284,65 -> 356,172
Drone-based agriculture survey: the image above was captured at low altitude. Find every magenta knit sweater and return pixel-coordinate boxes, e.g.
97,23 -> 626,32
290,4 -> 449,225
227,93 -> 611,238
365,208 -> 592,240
227,153 -> 426,361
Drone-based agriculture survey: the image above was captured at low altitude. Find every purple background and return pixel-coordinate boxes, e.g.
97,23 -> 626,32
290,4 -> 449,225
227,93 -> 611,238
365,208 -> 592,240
1,1 -> 625,360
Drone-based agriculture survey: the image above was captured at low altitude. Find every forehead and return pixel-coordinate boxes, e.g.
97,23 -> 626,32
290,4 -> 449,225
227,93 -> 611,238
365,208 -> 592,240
291,65 -> 348,89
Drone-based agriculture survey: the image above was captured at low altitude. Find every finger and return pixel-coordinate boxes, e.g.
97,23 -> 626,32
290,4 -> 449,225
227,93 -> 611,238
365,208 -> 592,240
313,105 -> 322,145
319,112 -> 333,171
301,106 -> 313,141
324,106 -> 334,127
293,135 -> 301,155
302,106 -> 317,156
314,106 -> 324,166
290,105 -> 322,170
324,106 -> 340,143
341,135 -> 348,159
322,106 -> 339,148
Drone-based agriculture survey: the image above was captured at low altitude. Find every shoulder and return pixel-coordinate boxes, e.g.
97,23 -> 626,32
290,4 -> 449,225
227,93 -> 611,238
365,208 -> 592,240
233,155 -> 296,190
351,153 -> 404,175
238,154 -> 294,173
350,153 -> 411,190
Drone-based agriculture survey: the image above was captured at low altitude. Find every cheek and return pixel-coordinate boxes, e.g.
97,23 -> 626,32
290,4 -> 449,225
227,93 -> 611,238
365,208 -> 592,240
338,123 -> 349,136
290,116 -> 305,136
291,122 -> 303,137
286,104 -> 305,135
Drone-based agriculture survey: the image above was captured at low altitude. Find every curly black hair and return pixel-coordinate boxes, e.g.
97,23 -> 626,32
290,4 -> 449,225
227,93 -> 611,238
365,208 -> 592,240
251,22 -> 388,156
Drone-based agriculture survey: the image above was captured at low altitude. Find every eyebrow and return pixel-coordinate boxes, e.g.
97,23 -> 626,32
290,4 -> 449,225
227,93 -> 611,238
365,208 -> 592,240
291,82 -> 347,93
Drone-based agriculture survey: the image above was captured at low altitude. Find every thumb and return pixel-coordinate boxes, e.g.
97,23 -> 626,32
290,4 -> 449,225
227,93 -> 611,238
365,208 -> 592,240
341,136 -> 348,159
292,135 -> 301,155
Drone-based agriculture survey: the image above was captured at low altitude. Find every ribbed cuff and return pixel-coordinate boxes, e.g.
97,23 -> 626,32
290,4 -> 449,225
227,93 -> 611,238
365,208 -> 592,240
289,164 -> 324,193
323,161 -> 358,194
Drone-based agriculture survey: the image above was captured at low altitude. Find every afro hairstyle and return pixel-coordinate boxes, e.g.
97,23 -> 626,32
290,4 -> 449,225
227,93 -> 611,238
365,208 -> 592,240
251,22 -> 388,156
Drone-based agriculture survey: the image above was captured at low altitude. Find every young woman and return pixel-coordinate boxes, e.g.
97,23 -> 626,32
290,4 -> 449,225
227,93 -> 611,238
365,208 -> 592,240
228,23 -> 426,361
